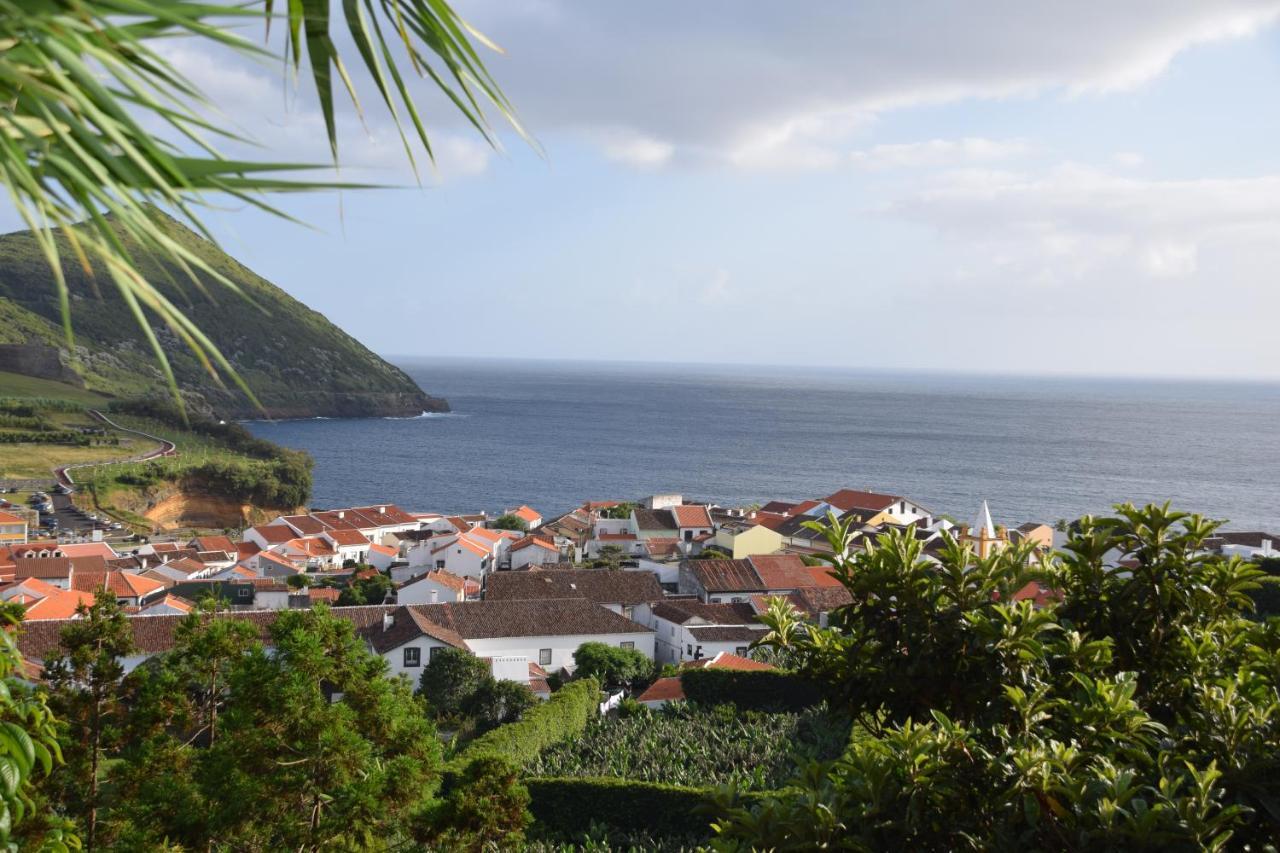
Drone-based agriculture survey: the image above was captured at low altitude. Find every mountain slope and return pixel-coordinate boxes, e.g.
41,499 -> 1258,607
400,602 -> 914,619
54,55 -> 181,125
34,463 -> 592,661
0,213 -> 447,418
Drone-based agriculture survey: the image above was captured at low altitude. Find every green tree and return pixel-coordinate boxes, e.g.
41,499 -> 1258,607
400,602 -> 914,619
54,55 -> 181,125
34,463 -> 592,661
43,592 -> 136,851
286,573 -> 312,591
572,642 -> 653,692
491,514 -> 529,532
713,505 -> 1280,850
465,679 -> 536,732
2,0 -> 522,407
419,648 -> 491,722
337,571 -> 392,606
596,544 -> 625,570
416,755 -> 530,851
0,604 -> 76,851
197,607 -> 442,849
600,502 -> 638,520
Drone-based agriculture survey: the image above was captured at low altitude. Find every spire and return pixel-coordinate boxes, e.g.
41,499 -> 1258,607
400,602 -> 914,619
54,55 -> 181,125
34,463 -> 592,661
973,500 -> 996,539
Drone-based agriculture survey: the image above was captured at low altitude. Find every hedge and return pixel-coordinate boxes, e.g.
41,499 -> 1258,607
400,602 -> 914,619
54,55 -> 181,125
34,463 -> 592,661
526,776 -> 768,841
679,668 -> 823,711
1249,574 -> 1280,619
447,677 -> 600,785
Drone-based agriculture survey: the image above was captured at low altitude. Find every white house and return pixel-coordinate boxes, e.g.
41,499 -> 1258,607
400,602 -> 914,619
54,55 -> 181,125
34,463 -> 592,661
649,600 -> 768,664
357,599 -> 656,683
366,543 -> 399,571
1214,531 -> 1280,561
322,528 -> 372,565
508,534 -> 562,569
397,569 -> 470,604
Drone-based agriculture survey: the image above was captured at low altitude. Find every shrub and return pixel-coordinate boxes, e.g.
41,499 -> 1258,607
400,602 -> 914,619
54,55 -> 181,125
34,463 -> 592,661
416,755 -> 530,851
525,777 -> 765,841
572,642 -> 653,691
1248,574 -> 1280,619
450,678 -> 599,777
679,668 -> 823,711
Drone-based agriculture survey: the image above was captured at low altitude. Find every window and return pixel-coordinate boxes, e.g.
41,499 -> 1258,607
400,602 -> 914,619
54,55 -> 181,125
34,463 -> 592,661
686,644 -> 693,656
670,625 -> 675,636
403,648 -> 421,667
735,646 -> 748,656
539,648 -> 552,666
237,587 -> 250,599
435,560 -> 445,569
429,646 -> 442,663
620,641 -> 634,650
622,605 -> 635,619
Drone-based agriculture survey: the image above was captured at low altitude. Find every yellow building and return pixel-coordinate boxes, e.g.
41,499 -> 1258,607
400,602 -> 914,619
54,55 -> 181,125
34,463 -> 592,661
960,500 -> 1009,558
0,510 -> 28,545
713,522 -> 784,559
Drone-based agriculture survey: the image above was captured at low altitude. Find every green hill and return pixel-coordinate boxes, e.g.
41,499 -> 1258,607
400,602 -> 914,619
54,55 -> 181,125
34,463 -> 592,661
0,213 -> 447,419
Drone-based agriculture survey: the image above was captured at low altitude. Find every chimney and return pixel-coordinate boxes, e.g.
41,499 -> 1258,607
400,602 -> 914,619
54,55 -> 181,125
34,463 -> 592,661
378,506 -> 386,514
382,611 -> 394,632
430,588 -> 438,603
1263,539 -> 1274,557
337,511 -> 345,519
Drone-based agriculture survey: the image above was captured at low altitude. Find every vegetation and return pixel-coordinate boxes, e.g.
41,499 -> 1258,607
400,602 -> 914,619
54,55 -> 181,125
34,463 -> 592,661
572,642 -> 653,692
710,504 -> 1280,850
1,0 -> 521,411
529,702 -> 846,790
599,503 -> 638,520
419,647 -> 535,733
492,514 -> 530,532
680,668 -> 823,712
334,571 -> 393,607
453,678 -> 600,774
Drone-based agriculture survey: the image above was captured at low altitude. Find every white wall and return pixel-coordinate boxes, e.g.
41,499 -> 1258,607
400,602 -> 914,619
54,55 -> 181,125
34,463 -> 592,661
510,545 -> 560,570
397,577 -> 463,604
465,631 -> 655,673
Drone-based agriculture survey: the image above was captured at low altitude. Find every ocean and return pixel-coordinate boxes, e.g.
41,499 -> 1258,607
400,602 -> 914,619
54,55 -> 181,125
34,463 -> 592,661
245,358 -> 1280,531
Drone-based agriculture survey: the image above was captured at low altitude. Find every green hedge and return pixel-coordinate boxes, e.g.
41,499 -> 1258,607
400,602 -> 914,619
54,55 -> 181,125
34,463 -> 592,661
1249,575 -> 1280,619
679,668 -> 822,711
447,678 -> 600,785
526,776 -> 767,841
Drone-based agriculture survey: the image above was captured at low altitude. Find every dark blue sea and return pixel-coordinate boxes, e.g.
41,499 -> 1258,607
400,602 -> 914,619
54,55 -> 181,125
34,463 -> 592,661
245,358 -> 1280,531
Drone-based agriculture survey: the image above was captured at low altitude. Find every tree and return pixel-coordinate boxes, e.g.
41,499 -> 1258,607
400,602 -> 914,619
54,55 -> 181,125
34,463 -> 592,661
419,648 -> 492,722
712,505 -> 1280,850
572,642 -> 653,692
600,502 -> 638,520
337,571 -> 392,606
0,604 -> 77,851
596,544 -> 626,570
416,755 -> 531,851
465,679 -> 536,731
492,514 -> 529,532
43,592 -> 136,851
2,0 -> 522,407
286,573 -> 312,590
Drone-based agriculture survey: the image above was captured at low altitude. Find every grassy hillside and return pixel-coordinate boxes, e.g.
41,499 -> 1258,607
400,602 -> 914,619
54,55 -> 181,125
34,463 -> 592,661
0,213 -> 447,418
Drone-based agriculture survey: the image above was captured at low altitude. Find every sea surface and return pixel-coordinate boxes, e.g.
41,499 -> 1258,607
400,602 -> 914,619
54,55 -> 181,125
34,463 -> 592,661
246,358 -> 1280,530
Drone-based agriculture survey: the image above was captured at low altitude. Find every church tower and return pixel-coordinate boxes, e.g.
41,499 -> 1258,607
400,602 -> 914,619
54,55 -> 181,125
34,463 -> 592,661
963,500 -> 1009,558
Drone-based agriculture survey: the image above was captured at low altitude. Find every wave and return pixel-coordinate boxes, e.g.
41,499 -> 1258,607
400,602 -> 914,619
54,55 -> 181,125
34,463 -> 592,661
382,411 -> 466,420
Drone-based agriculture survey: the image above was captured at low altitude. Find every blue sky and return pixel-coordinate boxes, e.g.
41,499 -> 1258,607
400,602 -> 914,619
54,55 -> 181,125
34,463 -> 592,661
11,1 -> 1280,379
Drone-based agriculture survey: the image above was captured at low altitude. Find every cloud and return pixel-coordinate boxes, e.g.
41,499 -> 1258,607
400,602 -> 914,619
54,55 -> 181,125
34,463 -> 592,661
887,164 -> 1280,286
455,0 -> 1280,169
699,269 -> 732,305
850,138 -> 1032,170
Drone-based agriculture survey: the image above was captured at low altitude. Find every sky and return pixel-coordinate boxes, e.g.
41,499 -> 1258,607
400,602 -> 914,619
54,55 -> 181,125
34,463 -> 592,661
11,1 -> 1280,379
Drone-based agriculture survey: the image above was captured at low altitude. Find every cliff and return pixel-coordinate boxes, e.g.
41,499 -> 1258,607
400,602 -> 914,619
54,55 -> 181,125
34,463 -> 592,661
0,213 -> 447,419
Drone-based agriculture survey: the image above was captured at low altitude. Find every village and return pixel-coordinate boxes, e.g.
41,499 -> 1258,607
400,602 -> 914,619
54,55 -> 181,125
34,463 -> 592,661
4,488 -> 1276,706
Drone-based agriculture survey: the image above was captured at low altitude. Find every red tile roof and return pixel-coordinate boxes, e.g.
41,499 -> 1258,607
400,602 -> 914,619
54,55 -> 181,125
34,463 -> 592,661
24,589 -> 94,620
513,505 -> 541,523
0,511 -> 26,525
749,555 -> 842,589
252,524 -> 296,545
369,543 -> 398,557
193,535 -> 237,554
510,534 -> 558,553
682,652 -> 775,672
637,676 -> 685,703
824,489 -> 901,514
325,529 -> 369,547
671,505 -> 713,528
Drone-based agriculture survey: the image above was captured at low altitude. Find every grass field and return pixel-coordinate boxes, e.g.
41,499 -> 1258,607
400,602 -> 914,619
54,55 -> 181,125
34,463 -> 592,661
0,370 -> 108,405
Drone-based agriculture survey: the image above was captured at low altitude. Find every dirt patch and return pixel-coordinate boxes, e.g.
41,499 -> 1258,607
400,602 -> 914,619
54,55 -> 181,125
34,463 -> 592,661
99,482 -> 296,533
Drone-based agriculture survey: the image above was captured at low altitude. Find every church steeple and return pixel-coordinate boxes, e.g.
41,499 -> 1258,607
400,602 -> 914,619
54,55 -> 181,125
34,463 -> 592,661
965,499 -> 1007,558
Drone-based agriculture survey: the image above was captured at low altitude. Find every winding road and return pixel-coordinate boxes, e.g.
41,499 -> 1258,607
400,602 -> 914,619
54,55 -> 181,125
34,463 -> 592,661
54,410 -> 177,491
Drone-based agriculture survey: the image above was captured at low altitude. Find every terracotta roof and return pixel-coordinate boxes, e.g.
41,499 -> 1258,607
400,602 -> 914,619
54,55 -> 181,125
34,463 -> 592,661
0,511 -> 26,526
140,594 -> 194,614
510,534 -> 558,553
759,501 -> 798,515
236,541 -> 261,557
651,600 -> 760,625
597,532 -> 637,541
686,559 -> 765,593
252,524 -> 296,545
257,551 -> 299,570
512,505 -> 541,523
193,535 -> 237,554
359,606 -> 469,653
368,543 -> 398,557
671,505 -> 713,528
350,505 -> 419,526
749,555 -> 842,589
15,555 -> 107,579
751,512 -> 789,532
485,569 -> 662,605
412,599 -> 651,641
681,651 -> 775,672
58,542 -> 118,560
1009,581 -> 1063,608
405,569 -> 466,592
644,538 -> 681,559
72,570 -> 166,599
279,514 -> 329,535
636,676 -> 685,703
824,489 -> 905,514
24,589 -> 94,620
308,587 -> 340,603
164,556 -> 206,576
434,536 -> 488,558
195,550 -> 235,564
325,529 -> 369,547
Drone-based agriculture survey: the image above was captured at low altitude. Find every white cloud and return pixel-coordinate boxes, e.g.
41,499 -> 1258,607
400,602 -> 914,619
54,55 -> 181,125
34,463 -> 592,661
699,268 -> 732,305
596,129 -> 675,168
455,0 -> 1280,169
850,138 -> 1031,170
1112,151 -> 1146,168
888,164 -> 1280,286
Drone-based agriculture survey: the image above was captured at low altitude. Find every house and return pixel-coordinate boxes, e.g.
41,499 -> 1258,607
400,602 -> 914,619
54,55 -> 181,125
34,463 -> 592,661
244,524 -> 297,551
138,594 -> 196,616
366,543 -> 399,571
649,600 -> 769,664
397,570 -> 470,604
508,534 -> 562,569
1011,522 -> 1055,551
57,542 -> 118,560
959,501 -> 1010,558
678,554 -> 842,603
632,508 -> 680,543
671,505 -> 716,546
1210,531 -> 1280,561
483,568 -> 662,623
71,570 -> 167,607
0,577 -> 95,621
190,535 -> 237,555
0,511 -> 27,545
322,528 -> 372,565
508,505 -> 543,530
408,527 -> 514,577
823,489 -> 932,526
635,652 -> 776,708
356,599 -> 656,682
11,555 -> 109,590
712,522 -> 784,559
751,586 -> 852,627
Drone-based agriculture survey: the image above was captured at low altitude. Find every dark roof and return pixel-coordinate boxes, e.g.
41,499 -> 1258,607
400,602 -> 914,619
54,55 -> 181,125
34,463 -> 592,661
759,501 -> 798,515
484,570 -> 662,605
651,600 -> 759,625
788,586 -> 853,616
413,599 -> 652,641
685,559 -> 765,593
14,555 -> 107,579
824,489 -> 903,513
1213,531 -> 1280,548
634,508 -> 677,532
687,625 -> 770,643
359,606 -> 467,653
